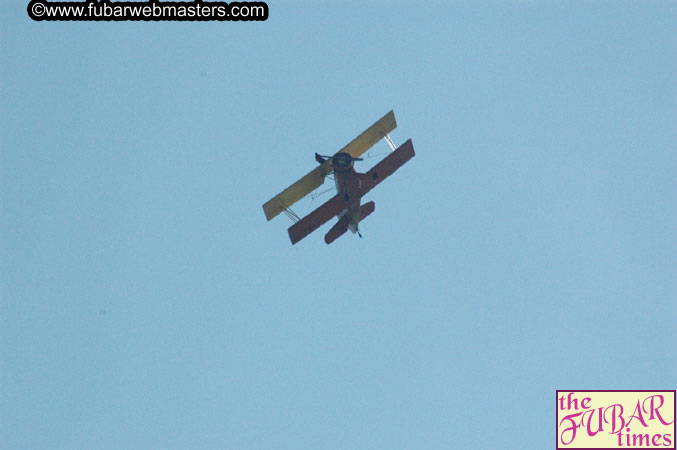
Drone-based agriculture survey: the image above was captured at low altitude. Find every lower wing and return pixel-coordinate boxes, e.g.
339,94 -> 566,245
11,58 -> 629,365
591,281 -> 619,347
359,139 -> 415,195
287,194 -> 347,245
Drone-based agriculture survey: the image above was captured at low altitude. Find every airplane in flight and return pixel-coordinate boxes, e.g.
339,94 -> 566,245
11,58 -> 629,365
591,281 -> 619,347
262,110 -> 415,245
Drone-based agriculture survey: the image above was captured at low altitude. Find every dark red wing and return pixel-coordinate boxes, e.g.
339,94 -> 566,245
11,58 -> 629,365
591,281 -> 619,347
359,139 -> 415,196
287,194 -> 348,245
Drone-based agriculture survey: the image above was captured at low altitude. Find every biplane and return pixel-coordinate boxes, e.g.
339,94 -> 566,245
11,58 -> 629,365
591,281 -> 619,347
262,110 -> 415,245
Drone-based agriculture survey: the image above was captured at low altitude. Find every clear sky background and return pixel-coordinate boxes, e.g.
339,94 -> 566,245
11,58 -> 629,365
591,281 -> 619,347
1,1 -> 675,449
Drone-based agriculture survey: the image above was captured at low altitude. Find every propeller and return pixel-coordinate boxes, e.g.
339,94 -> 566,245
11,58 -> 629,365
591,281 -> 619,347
316,153 -> 363,161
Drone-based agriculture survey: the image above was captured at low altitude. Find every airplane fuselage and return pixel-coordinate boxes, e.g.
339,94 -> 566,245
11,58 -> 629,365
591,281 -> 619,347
332,154 -> 363,233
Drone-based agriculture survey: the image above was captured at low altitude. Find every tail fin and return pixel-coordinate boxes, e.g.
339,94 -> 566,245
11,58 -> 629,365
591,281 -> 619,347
324,201 -> 375,244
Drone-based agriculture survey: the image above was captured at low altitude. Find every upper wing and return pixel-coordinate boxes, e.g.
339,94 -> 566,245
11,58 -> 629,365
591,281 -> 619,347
287,194 -> 347,245
262,110 -> 397,221
359,139 -> 415,196
262,162 -> 331,221
339,110 -> 397,159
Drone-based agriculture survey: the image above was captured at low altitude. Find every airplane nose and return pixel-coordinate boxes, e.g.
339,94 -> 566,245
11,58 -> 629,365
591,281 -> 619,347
332,152 -> 353,168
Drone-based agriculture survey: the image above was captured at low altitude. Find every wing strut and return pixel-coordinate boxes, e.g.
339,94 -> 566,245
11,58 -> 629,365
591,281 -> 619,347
384,134 -> 396,151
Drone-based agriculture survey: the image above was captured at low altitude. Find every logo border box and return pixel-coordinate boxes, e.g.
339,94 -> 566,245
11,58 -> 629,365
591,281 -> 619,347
556,389 -> 677,450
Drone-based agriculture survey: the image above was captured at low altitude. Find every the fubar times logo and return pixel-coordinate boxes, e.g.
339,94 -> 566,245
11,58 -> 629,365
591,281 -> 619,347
557,390 -> 676,449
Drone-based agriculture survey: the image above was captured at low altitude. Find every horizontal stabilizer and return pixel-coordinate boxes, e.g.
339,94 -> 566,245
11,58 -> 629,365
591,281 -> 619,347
324,201 -> 375,244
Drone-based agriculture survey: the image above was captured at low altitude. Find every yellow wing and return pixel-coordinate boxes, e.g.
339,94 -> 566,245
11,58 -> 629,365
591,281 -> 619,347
338,110 -> 396,159
262,162 -> 332,221
262,110 -> 397,221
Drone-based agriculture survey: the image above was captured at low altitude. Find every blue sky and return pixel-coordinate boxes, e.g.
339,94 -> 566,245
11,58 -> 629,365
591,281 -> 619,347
1,1 -> 675,449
